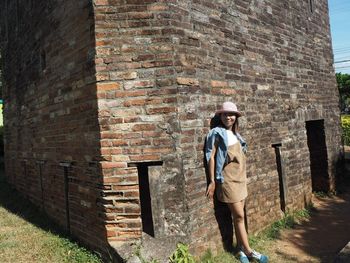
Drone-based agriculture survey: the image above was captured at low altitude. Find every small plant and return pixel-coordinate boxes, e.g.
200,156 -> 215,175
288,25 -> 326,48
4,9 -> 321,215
169,243 -> 195,263
314,191 -> 337,198
294,208 -> 311,219
265,213 -> 295,239
314,191 -> 328,198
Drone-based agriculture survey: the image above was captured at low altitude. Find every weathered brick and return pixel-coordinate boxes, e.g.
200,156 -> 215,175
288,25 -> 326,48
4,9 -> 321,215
131,124 -> 156,131
129,154 -> 161,162
146,107 -> 177,114
142,147 -> 173,154
128,138 -> 152,146
110,71 -> 138,80
211,88 -> 237,95
112,140 -> 129,147
123,99 -> 146,107
176,77 -> 199,86
97,82 -> 122,91
211,80 -> 229,88
94,0 -> 110,5
124,80 -> 154,90
115,90 -> 147,98
100,162 -> 128,169
148,4 -> 168,11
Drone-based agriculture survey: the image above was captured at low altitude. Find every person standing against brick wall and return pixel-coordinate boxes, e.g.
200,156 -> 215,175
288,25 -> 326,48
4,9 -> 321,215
205,102 -> 268,263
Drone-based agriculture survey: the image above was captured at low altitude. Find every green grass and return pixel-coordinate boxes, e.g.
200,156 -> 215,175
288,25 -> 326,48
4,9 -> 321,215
199,249 -> 238,263
0,170 -> 103,263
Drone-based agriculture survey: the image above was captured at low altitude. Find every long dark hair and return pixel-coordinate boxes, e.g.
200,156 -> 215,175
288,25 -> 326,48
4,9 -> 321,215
210,113 -> 239,134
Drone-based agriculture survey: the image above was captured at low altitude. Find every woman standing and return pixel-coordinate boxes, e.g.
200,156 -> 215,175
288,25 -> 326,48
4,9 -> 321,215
205,102 -> 268,263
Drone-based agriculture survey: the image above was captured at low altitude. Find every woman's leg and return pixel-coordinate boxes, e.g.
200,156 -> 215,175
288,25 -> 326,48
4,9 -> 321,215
229,200 -> 269,262
227,200 -> 252,254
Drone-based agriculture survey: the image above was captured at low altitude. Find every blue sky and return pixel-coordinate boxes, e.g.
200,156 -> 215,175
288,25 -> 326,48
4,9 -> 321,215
329,0 -> 350,74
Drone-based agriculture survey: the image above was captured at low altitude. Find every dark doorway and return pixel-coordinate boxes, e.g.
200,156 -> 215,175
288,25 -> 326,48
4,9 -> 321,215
306,120 -> 329,192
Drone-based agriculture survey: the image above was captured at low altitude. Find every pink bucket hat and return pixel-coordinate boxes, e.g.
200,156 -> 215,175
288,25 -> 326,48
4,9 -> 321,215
215,101 -> 242,117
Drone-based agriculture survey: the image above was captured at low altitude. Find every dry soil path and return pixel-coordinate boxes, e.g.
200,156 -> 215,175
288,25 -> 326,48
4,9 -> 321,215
269,192 -> 350,262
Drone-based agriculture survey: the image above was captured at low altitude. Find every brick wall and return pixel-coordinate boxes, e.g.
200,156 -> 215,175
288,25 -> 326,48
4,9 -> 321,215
169,0 -> 342,254
0,0 -> 108,254
93,0 -> 190,251
0,0 -> 343,259
170,0 -> 342,253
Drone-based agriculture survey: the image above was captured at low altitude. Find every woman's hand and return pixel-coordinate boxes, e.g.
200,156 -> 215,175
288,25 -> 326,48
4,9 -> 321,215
206,182 -> 215,199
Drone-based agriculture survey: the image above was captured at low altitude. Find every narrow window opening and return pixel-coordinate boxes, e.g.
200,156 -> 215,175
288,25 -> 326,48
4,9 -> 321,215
272,143 -> 287,212
40,50 -> 46,71
309,0 -> 314,13
23,160 -> 27,177
129,161 -> 163,237
37,160 -> 46,210
21,159 -> 28,193
60,161 -> 72,233
306,120 -> 329,192
15,0 -> 22,35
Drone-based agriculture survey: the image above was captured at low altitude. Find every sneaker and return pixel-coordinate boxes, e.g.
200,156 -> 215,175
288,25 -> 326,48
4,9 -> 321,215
249,250 -> 268,263
238,250 -> 250,263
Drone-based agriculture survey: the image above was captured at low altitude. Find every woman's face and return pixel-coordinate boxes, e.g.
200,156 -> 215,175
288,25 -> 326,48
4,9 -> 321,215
220,112 -> 236,129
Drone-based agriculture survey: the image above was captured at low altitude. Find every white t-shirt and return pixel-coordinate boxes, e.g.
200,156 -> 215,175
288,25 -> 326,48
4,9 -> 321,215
226,130 -> 238,146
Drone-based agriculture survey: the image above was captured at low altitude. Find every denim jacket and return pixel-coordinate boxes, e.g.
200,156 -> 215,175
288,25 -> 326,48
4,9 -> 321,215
205,127 -> 247,183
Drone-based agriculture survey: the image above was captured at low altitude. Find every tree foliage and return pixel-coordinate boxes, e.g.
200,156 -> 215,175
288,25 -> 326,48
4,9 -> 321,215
336,73 -> 350,112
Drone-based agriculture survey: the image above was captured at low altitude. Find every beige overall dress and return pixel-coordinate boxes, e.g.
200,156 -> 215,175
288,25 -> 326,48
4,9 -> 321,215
216,142 -> 248,203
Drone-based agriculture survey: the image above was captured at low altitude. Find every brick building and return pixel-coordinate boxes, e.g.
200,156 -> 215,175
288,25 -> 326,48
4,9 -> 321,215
0,0 -> 343,260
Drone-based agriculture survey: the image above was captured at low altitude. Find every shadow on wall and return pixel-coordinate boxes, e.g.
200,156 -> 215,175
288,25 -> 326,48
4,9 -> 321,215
213,198 -> 235,252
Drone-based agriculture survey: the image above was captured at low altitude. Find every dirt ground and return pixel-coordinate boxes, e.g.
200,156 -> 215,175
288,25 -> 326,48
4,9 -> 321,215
263,150 -> 350,263
268,192 -> 350,262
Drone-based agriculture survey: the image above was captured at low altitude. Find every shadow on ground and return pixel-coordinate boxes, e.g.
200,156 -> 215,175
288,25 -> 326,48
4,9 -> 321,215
272,166 -> 350,262
0,168 -> 77,243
